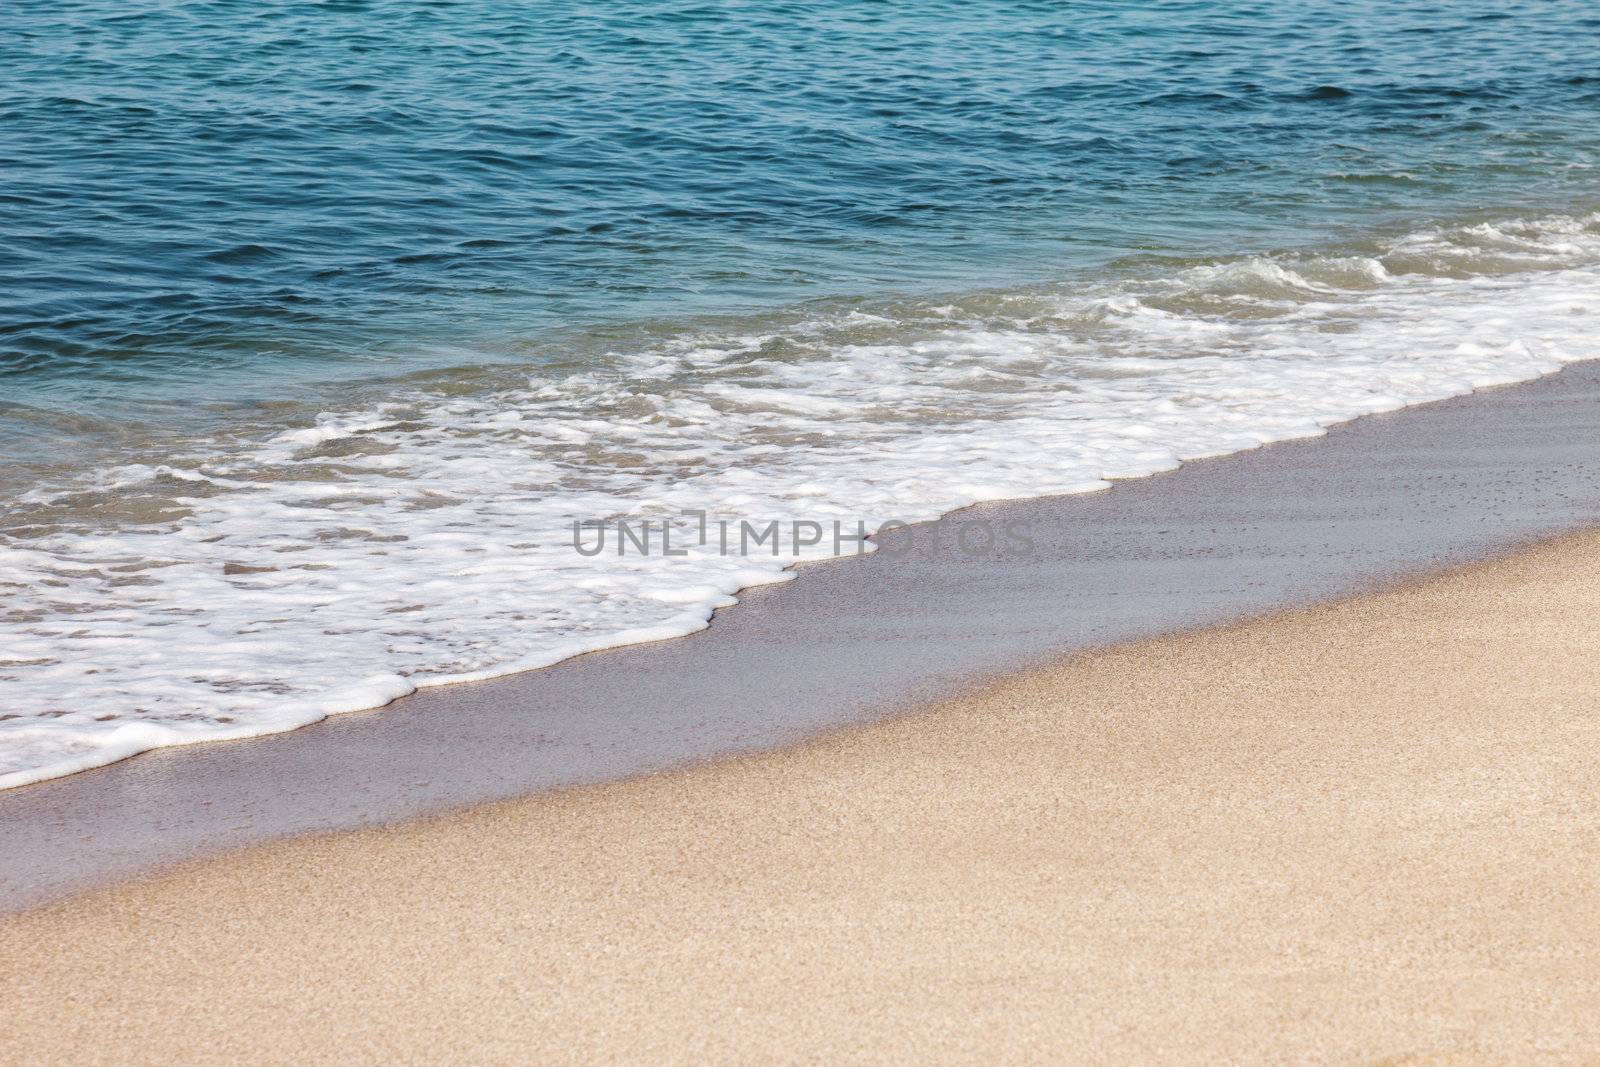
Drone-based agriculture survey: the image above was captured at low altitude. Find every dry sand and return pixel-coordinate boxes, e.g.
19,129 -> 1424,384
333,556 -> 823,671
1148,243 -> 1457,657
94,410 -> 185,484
5,532 -> 1600,1064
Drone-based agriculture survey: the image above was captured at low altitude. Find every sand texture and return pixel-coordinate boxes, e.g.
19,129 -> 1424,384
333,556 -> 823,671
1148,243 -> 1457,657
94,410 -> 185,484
5,533 -> 1600,1064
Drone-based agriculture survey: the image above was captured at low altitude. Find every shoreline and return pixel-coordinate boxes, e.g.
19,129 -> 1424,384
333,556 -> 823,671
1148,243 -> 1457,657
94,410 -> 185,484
9,209 -> 1600,800
6,528 -> 1599,1061
7,358 -> 1600,911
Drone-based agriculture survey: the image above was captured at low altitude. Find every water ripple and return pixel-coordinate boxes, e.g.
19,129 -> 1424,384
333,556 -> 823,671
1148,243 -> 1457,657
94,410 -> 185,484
2,0 -> 1598,405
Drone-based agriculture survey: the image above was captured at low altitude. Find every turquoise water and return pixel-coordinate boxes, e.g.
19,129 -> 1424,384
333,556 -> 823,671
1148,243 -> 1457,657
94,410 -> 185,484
5,0 -> 1600,416
5,0 -> 1600,787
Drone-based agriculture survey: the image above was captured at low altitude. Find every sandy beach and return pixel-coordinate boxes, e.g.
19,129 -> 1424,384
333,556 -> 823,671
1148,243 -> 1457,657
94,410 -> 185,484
6,529 -> 1599,1062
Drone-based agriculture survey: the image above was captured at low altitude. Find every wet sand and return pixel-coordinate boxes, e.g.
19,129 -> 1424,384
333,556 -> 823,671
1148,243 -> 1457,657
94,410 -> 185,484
6,362 -> 1600,912
6,530 -> 1600,1062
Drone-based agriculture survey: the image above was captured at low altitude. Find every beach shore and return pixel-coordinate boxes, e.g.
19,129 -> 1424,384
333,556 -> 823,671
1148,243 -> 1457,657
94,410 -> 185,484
7,530 -> 1599,1063
9,361 -> 1600,914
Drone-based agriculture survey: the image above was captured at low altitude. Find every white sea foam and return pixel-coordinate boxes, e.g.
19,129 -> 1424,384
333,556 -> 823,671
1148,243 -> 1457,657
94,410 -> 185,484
4,211 -> 1600,787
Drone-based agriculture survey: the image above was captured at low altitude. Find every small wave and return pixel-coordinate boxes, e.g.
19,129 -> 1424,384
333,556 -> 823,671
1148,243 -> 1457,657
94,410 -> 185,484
3,210 -> 1600,787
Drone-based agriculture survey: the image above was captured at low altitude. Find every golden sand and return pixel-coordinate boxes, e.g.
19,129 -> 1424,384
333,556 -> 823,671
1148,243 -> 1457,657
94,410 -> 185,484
5,534 -> 1600,1063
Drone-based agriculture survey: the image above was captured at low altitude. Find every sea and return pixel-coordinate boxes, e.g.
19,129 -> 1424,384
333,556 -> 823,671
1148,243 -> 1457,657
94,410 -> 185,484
4,0 -> 1600,786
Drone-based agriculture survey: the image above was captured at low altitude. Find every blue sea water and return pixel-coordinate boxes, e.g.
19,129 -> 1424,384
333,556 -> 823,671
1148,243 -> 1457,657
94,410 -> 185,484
5,0 -> 1600,414
4,0 -> 1600,785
